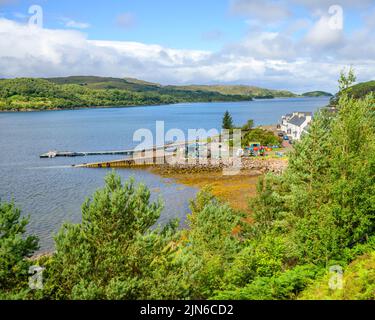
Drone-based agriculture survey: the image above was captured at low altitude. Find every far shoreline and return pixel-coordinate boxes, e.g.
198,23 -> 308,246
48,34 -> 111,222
0,99 -> 252,113
0,96 -> 329,113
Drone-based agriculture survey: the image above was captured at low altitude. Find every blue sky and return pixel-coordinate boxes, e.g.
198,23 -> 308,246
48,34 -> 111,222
0,0 -> 374,92
1,0 -> 367,48
2,0 -> 246,50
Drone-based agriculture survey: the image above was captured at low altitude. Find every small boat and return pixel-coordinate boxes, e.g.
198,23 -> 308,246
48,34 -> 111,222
40,151 -> 57,158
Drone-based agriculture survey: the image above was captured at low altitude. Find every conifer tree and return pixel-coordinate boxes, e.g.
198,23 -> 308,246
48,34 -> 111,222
0,202 -> 38,298
222,110 -> 234,129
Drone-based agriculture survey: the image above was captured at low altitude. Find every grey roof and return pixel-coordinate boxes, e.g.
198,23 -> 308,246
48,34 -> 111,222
288,115 -> 307,126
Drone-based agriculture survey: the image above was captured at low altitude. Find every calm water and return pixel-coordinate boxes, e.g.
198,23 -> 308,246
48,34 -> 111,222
0,97 -> 329,252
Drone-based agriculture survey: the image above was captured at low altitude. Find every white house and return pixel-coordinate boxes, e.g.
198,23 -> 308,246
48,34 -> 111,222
280,112 -> 312,140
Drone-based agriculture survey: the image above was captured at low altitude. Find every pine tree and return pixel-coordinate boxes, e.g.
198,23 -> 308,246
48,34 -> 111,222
43,173 -> 182,300
222,110 -> 234,129
0,202 -> 39,298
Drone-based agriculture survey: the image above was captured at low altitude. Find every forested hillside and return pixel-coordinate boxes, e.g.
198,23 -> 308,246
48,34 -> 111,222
170,84 -> 297,98
346,80 -> 375,98
1,76 -> 336,111
302,91 -> 333,97
330,79 -> 375,106
0,77 -> 250,111
48,76 -> 298,98
0,72 -> 374,300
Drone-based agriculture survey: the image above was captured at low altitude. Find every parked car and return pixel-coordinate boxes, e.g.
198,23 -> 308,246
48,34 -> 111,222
283,136 -> 289,140
278,132 -> 284,137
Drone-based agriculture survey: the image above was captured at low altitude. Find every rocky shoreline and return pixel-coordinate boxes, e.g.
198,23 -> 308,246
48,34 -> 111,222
153,157 -> 288,175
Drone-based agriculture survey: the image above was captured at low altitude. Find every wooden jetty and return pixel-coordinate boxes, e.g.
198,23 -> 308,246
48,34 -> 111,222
73,143 -> 227,169
40,138 -> 225,169
39,135 -> 218,159
41,143 -> 188,168
40,149 -> 135,158
40,142 -> 185,159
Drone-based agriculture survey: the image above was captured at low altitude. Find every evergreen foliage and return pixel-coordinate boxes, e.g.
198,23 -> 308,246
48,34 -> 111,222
0,202 -> 38,299
41,174 -> 183,299
222,111 -> 234,129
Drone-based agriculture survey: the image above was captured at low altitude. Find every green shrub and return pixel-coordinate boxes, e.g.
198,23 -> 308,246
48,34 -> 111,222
242,128 -> 281,147
299,252 -> 375,300
0,202 -> 38,298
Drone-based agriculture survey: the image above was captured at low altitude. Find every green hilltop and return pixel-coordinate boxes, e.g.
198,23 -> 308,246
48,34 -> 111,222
329,79 -> 375,107
302,91 -> 333,97
347,80 -> 375,98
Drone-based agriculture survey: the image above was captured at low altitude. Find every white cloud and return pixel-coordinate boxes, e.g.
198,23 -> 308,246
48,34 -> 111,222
62,18 -> 90,29
292,0 -> 373,9
223,31 -> 297,61
0,18 -> 374,93
303,15 -> 344,49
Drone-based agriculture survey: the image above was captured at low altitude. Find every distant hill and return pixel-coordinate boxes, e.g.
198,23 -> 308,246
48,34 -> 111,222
0,77 -> 250,111
302,91 -> 333,97
329,80 -> 375,107
47,76 -> 162,92
167,84 -> 297,98
346,80 -> 375,98
47,76 -> 297,98
0,75 -> 308,111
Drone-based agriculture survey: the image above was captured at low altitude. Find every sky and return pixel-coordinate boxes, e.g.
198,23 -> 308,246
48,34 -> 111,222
0,0 -> 374,93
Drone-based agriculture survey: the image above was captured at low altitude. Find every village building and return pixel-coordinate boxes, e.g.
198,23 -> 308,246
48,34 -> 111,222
280,112 -> 313,140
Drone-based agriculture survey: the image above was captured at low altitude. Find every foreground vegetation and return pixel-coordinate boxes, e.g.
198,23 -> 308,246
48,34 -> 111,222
0,72 -> 374,300
0,78 -> 250,111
